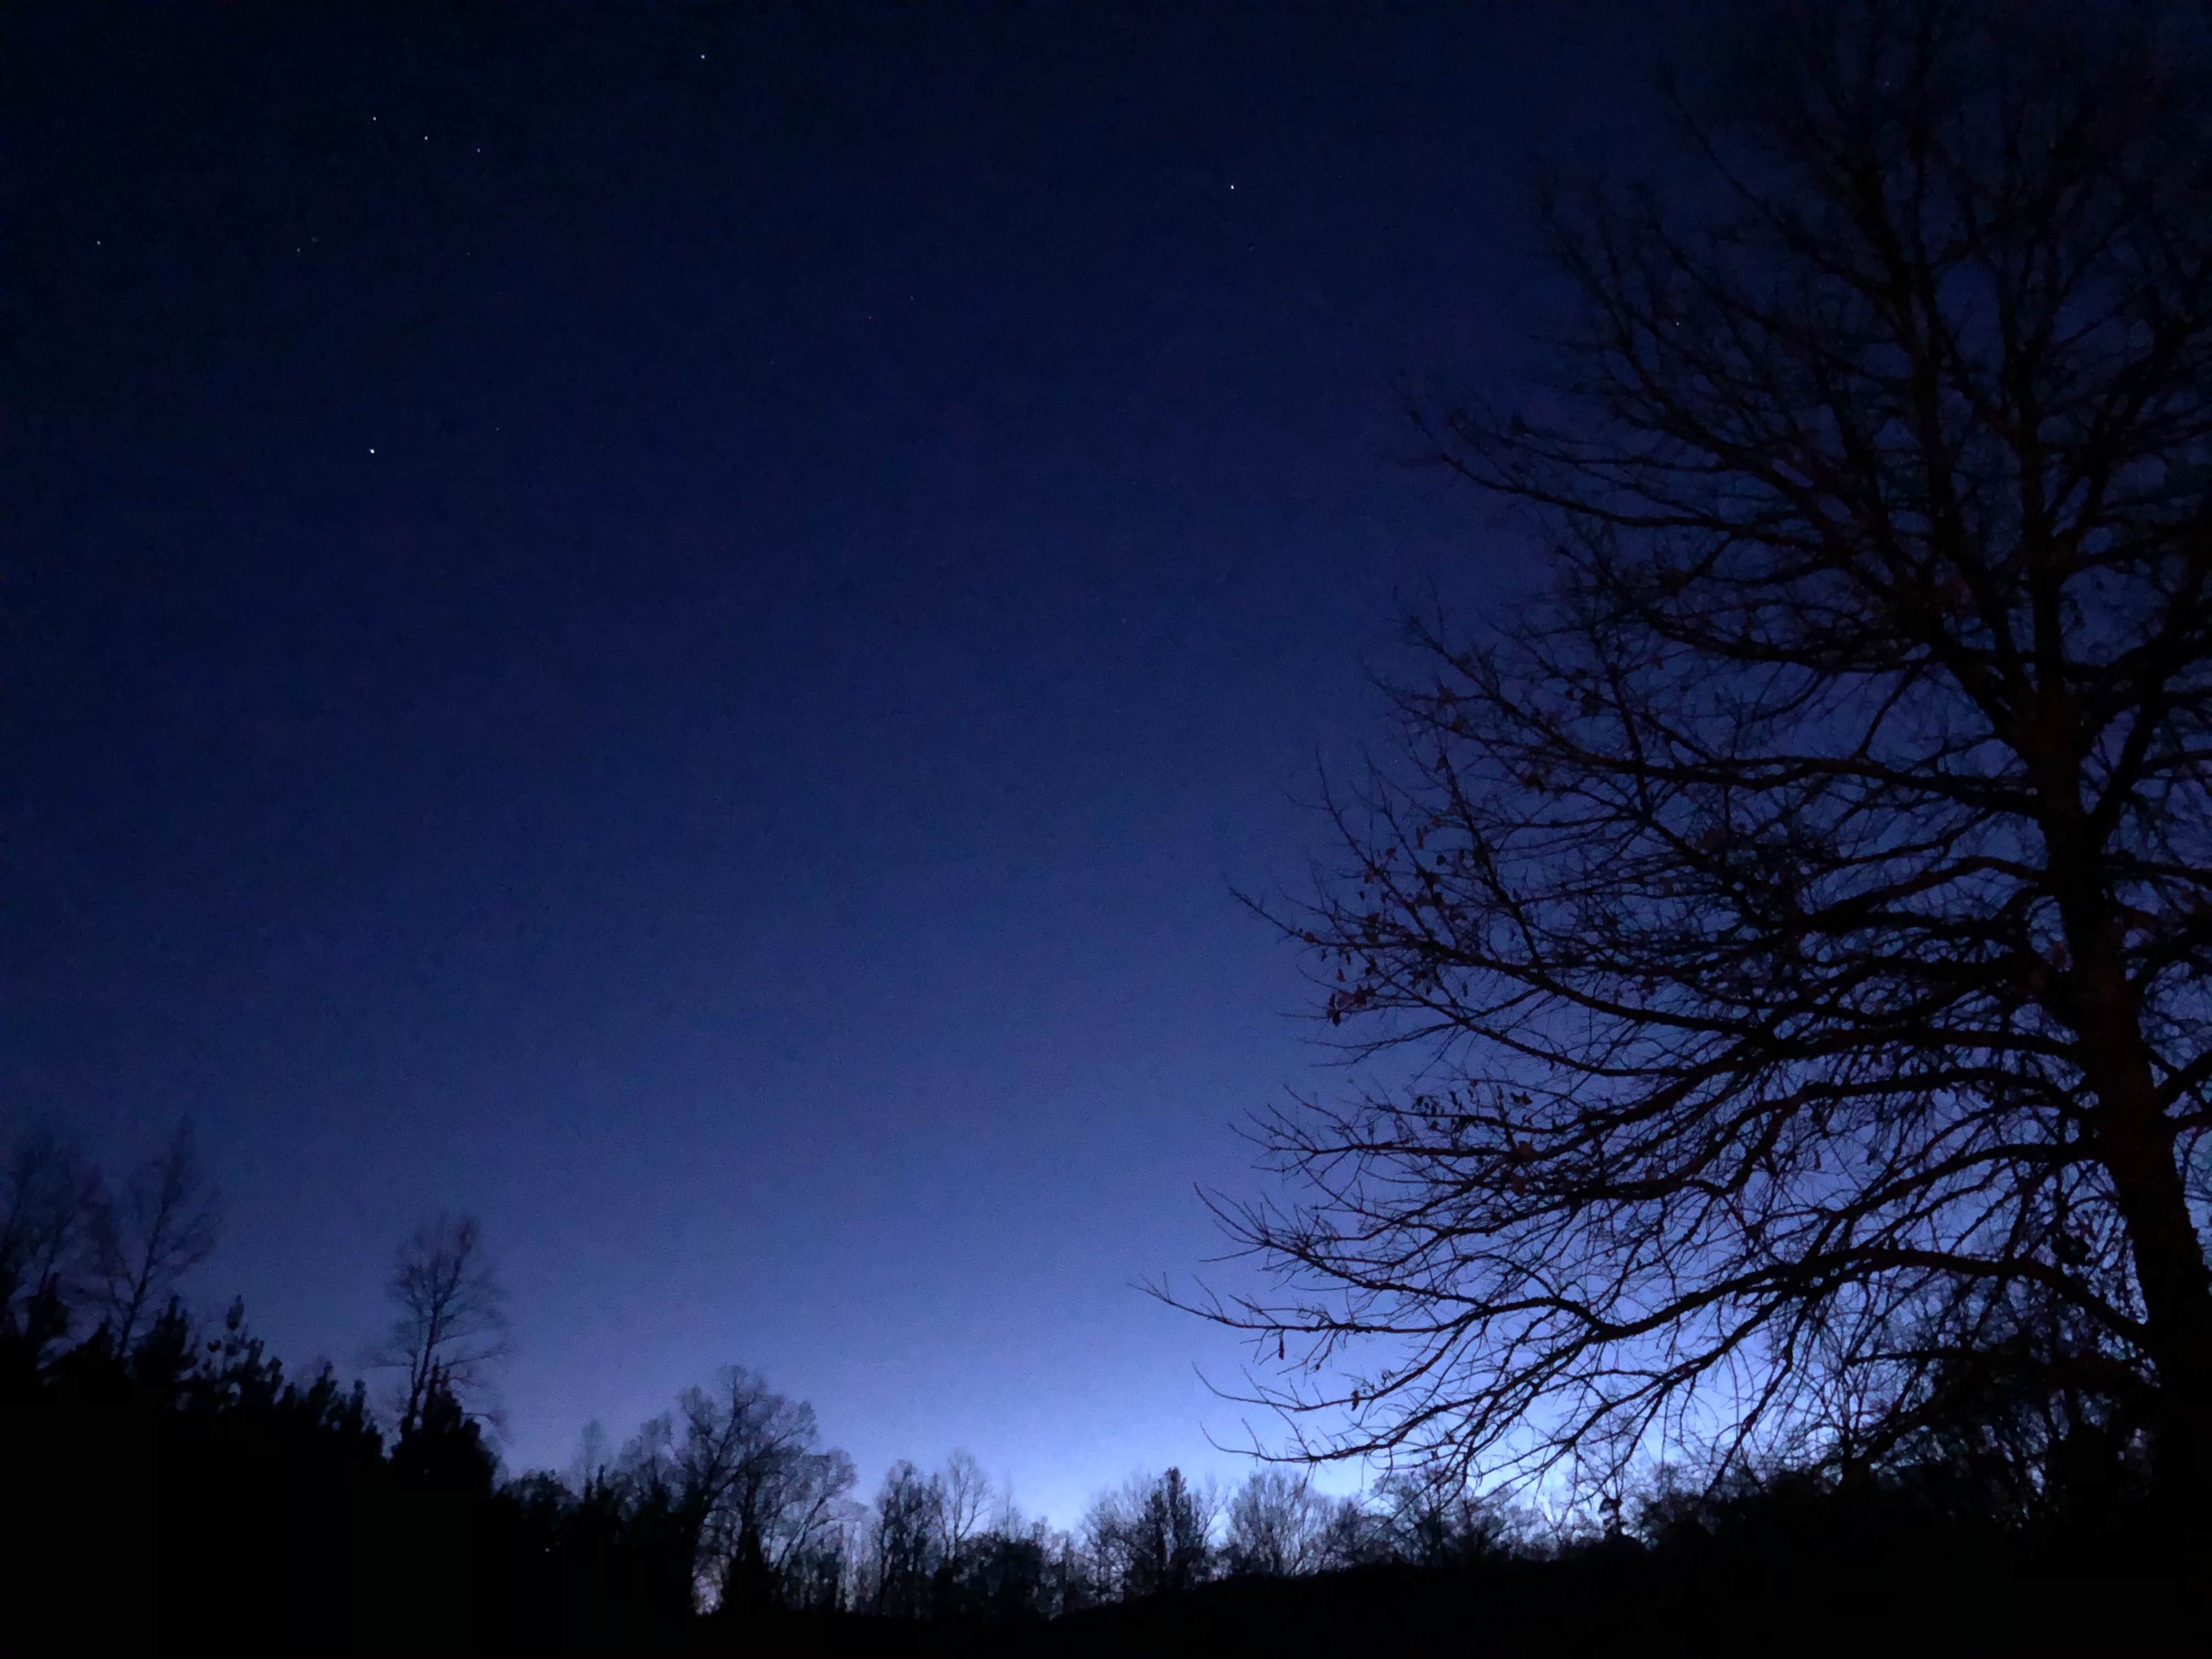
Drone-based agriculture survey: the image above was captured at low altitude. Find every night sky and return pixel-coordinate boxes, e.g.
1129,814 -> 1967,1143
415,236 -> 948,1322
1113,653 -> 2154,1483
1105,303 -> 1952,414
9,3 -> 1677,1525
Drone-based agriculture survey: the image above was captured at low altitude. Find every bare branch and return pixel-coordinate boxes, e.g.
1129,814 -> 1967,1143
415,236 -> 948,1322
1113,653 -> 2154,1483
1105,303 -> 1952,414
1178,0 -> 2212,1506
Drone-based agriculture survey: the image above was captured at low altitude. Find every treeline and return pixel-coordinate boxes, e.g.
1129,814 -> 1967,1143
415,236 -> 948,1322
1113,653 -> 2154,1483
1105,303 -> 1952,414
3,1120 -> 2190,1652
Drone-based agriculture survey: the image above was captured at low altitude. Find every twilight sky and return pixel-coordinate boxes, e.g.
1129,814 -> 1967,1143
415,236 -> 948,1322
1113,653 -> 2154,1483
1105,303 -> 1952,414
7,3 -> 1681,1526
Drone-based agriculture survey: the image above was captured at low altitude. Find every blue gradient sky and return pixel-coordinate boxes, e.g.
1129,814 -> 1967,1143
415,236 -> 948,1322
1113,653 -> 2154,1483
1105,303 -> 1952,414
7,3 -> 1678,1527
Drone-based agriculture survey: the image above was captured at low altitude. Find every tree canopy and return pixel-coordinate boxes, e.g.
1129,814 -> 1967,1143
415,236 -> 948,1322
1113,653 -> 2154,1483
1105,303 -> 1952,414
1188,0 -> 2212,1512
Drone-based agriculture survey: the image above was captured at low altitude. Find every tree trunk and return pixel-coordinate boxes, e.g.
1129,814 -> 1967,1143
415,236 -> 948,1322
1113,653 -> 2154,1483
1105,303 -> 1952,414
2074,945 -> 2212,1529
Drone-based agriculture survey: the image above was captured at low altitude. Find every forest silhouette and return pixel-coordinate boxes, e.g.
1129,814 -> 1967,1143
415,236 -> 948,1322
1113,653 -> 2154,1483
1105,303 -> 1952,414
0,1116 -> 2196,1651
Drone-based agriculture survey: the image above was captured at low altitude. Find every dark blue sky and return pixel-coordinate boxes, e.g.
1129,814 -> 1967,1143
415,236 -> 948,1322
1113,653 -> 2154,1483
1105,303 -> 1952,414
8,3 -> 1675,1523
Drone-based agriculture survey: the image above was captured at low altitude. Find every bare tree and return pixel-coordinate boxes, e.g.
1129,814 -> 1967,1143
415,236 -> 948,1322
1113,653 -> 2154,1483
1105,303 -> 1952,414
567,1418 -> 613,1493
935,1448 -> 994,1568
864,1459 -> 942,1618
367,1213 -> 511,1433
1081,1468 -> 1216,1600
0,1119 -> 101,1350
88,1119 -> 220,1350
1182,0 -> 2212,1506
1373,1468 -> 1530,1567
1077,1475 -> 1142,1600
1222,1468 -> 1326,1576
620,1365 -> 858,1613
1311,1493 -> 1389,1572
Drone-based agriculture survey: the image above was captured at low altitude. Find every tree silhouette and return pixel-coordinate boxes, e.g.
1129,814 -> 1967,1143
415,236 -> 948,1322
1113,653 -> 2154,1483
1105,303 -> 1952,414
617,1364 -> 857,1614
391,1363 -> 500,1496
88,1119 -> 220,1350
865,1458 -> 941,1617
1183,0 -> 2212,1514
0,1119 -> 101,1355
936,1447 -> 994,1568
1223,1468 -> 1327,1577
1082,1468 -> 1216,1600
367,1213 -> 511,1435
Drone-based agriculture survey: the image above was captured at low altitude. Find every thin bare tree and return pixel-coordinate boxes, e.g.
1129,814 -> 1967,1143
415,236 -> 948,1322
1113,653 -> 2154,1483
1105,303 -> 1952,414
0,1119 -> 101,1348
1179,0 -> 2212,1509
368,1212 -> 511,1433
864,1459 -> 942,1618
89,1119 -> 221,1350
935,1448 -> 994,1568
